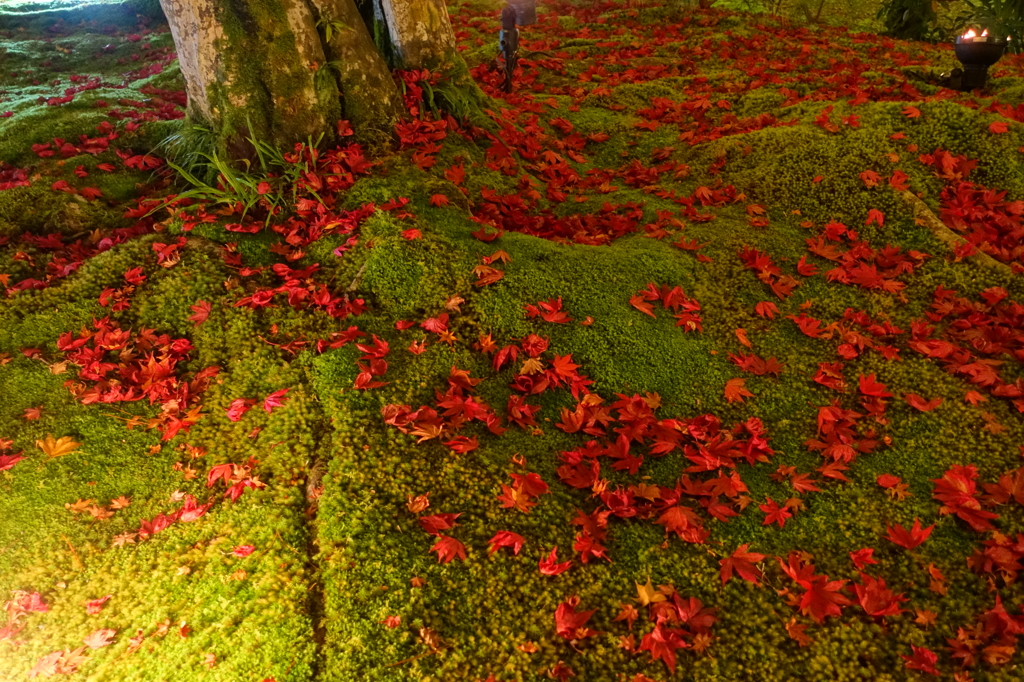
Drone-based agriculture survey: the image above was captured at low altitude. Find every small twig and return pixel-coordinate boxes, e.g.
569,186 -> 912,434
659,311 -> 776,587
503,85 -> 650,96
61,534 -> 83,571
347,261 -> 369,293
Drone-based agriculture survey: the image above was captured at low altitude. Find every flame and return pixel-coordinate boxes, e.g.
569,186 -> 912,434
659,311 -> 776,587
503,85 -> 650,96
982,29 -> 989,37
963,28 -> 977,39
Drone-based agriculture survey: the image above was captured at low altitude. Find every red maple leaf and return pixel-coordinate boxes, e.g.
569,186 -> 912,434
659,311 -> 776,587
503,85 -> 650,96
630,294 -> 657,318
760,497 -> 791,528
904,393 -> 942,411
639,622 -> 689,673
539,546 -> 572,575
859,170 -> 881,187
884,518 -> 934,549
932,465 -> 999,532
554,595 -> 597,640
550,354 -> 580,380
85,595 -> 112,615
858,374 -> 891,397
0,453 -> 26,471
187,300 -> 211,325
719,544 -> 766,586
901,644 -> 940,675
487,531 -> 525,556
206,463 -> 235,488
429,535 -> 467,564
226,397 -> 256,422
799,576 -> 853,623
724,377 -> 755,403
418,513 -> 460,536
444,436 -> 478,453
876,473 -> 902,489
888,170 -> 910,191
853,573 -> 907,617
849,548 -> 877,569
263,388 -> 290,413
754,301 -> 779,319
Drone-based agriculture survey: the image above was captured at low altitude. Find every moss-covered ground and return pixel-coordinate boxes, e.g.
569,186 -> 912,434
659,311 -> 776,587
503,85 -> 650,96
4,0 -> 1024,680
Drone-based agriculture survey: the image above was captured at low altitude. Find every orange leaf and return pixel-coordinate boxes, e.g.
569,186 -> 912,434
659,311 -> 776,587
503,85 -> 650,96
724,377 -> 755,403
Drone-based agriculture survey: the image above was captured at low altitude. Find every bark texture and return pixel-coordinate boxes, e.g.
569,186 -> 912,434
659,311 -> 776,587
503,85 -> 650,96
379,0 -> 458,70
312,0 -> 404,140
160,0 -> 466,158
160,0 -> 339,156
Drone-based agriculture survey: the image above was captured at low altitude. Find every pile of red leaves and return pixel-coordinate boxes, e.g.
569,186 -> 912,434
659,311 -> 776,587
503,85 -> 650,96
57,317 -> 219,440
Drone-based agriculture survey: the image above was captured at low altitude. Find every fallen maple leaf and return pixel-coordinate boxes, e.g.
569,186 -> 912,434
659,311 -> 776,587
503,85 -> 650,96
430,535 -> 466,564
884,518 -> 933,549
418,512 -> 461,536
639,622 -> 689,673
83,628 -> 116,649
37,434 -> 81,458
85,595 -> 112,615
263,388 -> 290,413
226,397 -> 257,422
905,393 -> 942,411
635,577 -> 668,606
901,644 -> 940,675
487,531 -> 525,556
849,548 -> 877,569
989,121 -> 1010,134
800,576 -> 853,623
473,265 -> 505,286
858,374 -> 892,397
853,573 -> 907,617
859,170 -> 881,188
109,495 -> 132,509
0,452 -> 26,471
724,377 -> 755,404
781,617 -> 812,648
754,301 -> 779,319
28,651 -> 63,678
539,546 -> 572,576
554,595 -> 597,640
630,294 -> 657,318
188,300 -> 211,326
719,544 -> 766,586
760,497 -> 791,528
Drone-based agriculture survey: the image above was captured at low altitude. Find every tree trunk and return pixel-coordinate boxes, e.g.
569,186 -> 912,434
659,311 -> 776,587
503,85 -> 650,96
378,0 -> 459,71
159,0 -> 402,156
311,0 -> 404,142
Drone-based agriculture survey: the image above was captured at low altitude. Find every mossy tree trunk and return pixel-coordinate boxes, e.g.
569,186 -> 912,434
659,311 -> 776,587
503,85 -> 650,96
158,0 -> 460,157
378,0 -> 458,70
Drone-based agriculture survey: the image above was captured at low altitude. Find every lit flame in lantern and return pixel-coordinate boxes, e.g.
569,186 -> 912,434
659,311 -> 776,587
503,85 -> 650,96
963,28 -> 977,39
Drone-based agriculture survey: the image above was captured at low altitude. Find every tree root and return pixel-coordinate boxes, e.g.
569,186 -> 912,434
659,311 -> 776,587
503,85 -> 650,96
896,189 -> 1013,274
